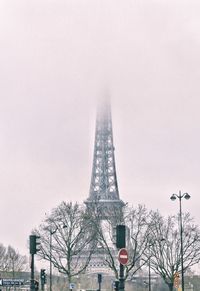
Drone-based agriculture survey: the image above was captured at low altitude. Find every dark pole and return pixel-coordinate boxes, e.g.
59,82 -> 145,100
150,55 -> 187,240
98,280 -> 101,291
97,273 -> 102,291
148,258 -> 151,291
50,231 -> 52,291
119,264 -> 125,291
30,254 -> 35,291
179,192 -> 184,291
49,226 -> 59,291
41,270 -> 44,291
116,225 -> 126,291
170,191 -> 190,291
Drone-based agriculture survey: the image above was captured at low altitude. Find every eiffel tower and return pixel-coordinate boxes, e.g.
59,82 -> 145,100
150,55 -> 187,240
84,98 -> 125,275
85,98 -> 125,216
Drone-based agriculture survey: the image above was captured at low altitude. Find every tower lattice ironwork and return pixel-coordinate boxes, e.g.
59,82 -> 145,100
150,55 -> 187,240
85,99 -> 125,212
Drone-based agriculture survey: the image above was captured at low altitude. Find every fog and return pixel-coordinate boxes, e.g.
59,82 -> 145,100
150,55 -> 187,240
0,0 -> 200,265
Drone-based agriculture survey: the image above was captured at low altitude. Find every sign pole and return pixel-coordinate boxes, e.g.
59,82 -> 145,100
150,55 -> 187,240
119,263 -> 124,291
116,225 -> 127,291
118,248 -> 128,291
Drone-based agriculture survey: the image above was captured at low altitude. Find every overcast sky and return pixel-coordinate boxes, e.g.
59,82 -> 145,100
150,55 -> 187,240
1,0 -> 200,267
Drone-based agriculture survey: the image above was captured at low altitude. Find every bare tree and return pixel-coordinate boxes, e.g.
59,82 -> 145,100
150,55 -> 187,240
36,201 -> 97,284
147,211 -> 200,291
5,246 -> 28,277
87,202 -> 154,279
124,204 -> 155,279
85,200 -> 124,278
0,243 -> 7,271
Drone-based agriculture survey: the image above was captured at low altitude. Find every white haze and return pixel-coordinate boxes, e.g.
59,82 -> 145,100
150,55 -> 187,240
0,0 -> 200,272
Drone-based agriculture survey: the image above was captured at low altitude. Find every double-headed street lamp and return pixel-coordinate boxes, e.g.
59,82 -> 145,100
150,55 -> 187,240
170,191 -> 191,291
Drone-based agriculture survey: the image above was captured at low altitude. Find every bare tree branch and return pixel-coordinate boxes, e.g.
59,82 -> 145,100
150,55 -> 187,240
35,201 -> 97,283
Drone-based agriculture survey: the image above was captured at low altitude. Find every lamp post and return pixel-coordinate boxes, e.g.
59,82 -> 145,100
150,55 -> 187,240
50,227 -> 58,291
148,241 -> 155,291
170,190 -> 191,291
49,223 -> 67,291
148,257 -> 151,291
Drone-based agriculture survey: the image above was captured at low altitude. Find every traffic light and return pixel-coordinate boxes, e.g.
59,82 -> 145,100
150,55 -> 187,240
40,269 -> 47,284
116,225 -> 126,249
29,235 -> 40,254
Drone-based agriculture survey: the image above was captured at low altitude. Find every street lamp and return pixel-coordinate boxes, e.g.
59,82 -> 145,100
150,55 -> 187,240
148,241 -> 156,291
148,256 -> 151,291
146,239 -> 155,291
49,223 -> 68,291
170,190 -> 191,291
50,227 -> 58,291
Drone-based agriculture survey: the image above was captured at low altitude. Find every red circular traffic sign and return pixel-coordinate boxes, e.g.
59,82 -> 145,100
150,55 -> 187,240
118,248 -> 128,265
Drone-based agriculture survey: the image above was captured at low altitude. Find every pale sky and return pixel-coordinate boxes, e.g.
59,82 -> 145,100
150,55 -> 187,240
1,0 -> 200,269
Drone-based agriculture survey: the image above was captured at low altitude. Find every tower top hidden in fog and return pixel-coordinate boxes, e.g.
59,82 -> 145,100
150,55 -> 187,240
85,97 -> 125,212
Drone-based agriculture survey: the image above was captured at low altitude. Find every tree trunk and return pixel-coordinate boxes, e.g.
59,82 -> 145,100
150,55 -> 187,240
167,282 -> 174,291
68,275 -> 72,290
